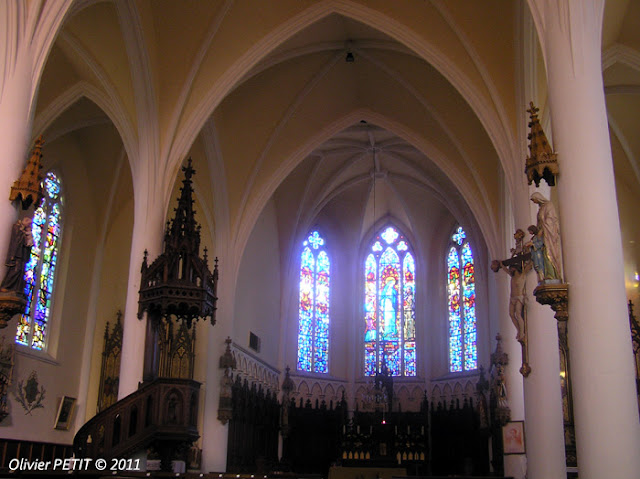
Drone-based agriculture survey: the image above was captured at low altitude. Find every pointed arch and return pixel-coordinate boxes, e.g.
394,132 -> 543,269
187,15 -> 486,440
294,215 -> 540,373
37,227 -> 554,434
447,225 -> 477,372
32,81 -> 137,179
169,0 -> 515,200
364,225 -> 416,377
16,171 -> 64,350
297,230 -> 330,373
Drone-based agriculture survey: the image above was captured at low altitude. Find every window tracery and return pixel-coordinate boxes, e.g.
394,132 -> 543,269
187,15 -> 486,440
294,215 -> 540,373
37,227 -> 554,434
297,231 -> 330,373
364,226 -> 416,377
16,171 -> 63,350
447,226 -> 477,372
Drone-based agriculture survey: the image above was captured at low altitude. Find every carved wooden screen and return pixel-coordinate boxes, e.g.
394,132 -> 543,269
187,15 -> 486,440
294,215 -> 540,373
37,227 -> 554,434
283,397 -> 344,475
226,376 -> 279,473
97,312 -> 123,412
430,398 -> 489,476
158,320 -> 196,379
629,300 -> 640,415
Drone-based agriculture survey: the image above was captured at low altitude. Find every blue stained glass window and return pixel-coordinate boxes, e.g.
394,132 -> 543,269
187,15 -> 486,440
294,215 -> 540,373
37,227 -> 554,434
447,226 -> 477,372
297,231 -> 330,373
364,226 -> 416,377
16,171 -> 63,350
452,226 -> 466,245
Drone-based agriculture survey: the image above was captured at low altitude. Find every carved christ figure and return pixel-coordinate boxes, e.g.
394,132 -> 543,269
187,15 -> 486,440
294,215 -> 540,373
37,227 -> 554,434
492,259 -> 531,343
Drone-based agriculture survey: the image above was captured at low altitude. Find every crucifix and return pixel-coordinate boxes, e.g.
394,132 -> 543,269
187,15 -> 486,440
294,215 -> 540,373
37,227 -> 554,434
491,229 -> 533,377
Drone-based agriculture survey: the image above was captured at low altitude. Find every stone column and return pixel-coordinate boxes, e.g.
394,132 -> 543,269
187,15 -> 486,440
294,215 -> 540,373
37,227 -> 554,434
200,323 -> 232,472
0,55 -> 35,279
201,246 -> 234,472
118,181 -> 165,398
528,2 -> 640,477
492,271 -> 527,479
501,185 -> 566,479
522,298 -> 566,479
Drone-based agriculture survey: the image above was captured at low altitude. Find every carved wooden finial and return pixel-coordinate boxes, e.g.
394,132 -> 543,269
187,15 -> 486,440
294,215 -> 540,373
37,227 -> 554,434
10,136 -> 45,210
525,102 -> 558,187
219,337 -> 236,370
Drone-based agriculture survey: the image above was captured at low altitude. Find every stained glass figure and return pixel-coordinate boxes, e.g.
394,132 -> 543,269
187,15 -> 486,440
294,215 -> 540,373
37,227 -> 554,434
297,231 -> 330,373
447,247 -> 462,372
364,226 -> 416,377
16,172 -> 63,350
461,242 -> 477,370
403,253 -> 416,376
447,226 -> 477,372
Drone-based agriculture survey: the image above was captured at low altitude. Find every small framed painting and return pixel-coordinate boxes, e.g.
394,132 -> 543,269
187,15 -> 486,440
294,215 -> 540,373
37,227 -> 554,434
54,396 -> 76,430
502,420 -> 526,454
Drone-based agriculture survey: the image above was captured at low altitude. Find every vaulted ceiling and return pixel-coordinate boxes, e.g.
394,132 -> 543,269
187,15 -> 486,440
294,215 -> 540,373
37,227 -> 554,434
31,1 -> 640,276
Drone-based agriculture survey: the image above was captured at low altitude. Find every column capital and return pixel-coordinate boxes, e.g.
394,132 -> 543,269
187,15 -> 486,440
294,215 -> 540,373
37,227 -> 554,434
533,283 -> 568,322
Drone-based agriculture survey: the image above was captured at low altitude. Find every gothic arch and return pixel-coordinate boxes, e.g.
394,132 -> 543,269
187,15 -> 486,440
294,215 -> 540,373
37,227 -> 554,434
324,384 -> 336,401
169,1 -> 515,204
298,381 -> 310,398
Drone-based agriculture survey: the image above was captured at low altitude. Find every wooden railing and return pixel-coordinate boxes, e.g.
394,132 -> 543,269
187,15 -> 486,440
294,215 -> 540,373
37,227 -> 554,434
0,439 -> 73,470
74,378 -> 200,468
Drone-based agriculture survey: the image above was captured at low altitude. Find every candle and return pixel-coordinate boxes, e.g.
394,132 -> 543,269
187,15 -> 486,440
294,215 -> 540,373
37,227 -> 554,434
407,425 -> 411,433
357,425 -> 360,433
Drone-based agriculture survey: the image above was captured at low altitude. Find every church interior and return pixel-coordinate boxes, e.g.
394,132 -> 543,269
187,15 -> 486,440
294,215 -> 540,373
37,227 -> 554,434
0,1 -> 639,479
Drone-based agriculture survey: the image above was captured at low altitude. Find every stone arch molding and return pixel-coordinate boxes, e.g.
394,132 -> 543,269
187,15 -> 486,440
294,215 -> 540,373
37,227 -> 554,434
289,375 -> 347,407
230,346 -> 280,394
602,43 -> 640,73
235,108 -> 501,275
0,0 -> 74,113
167,0 -> 515,220
32,82 -> 136,169
428,374 -> 483,406
26,1 -> 511,266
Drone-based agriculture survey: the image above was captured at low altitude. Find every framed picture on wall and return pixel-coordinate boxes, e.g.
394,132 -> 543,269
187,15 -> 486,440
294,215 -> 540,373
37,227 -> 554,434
502,420 -> 526,454
54,396 -> 76,430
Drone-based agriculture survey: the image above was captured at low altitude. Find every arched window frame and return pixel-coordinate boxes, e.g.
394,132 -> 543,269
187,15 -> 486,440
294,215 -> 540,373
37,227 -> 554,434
363,225 -> 416,377
297,230 -> 330,374
447,225 -> 477,372
15,171 -> 64,351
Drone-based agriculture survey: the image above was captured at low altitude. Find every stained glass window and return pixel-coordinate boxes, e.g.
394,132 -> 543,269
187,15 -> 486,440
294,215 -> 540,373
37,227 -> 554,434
364,226 -> 416,377
447,226 -> 477,372
297,231 -> 330,373
16,172 -> 63,350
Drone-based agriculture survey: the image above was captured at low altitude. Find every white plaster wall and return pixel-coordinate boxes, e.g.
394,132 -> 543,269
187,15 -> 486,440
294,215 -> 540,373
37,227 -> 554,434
85,197 -> 133,420
617,176 -> 640,303
233,199 -> 281,368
